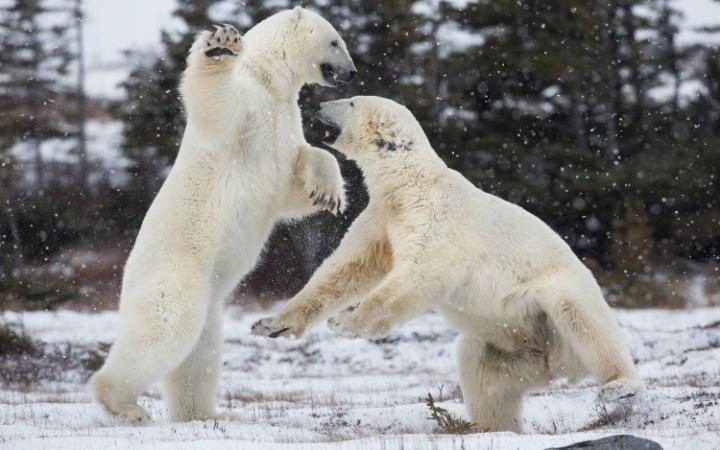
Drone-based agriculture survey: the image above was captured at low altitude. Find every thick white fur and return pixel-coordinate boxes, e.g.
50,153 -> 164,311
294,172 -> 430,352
89,9 -> 354,423
252,96 -> 645,433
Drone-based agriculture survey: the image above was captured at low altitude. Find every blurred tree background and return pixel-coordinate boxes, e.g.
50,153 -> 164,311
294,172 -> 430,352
1,0 -> 719,312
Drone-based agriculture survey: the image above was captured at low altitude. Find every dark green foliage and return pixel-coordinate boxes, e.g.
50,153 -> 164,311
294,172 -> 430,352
0,0 -> 77,184
0,322 -> 36,356
425,393 -> 476,434
2,276 -> 78,311
457,0 -> 719,269
80,342 -> 110,372
0,0 -> 83,311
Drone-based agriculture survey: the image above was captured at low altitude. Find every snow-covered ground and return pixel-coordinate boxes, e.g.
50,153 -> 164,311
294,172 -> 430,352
1,306 -> 719,449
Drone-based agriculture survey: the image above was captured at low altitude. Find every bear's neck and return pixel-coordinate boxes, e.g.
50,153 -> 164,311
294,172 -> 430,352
240,41 -> 303,101
362,150 -> 446,199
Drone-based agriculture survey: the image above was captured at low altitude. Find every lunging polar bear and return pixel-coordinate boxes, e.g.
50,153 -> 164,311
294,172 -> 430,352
90,8 -> 355,423
252,96 -> 645,432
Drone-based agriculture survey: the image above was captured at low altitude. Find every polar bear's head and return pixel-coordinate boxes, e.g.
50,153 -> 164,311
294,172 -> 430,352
317,96 -> 432,163
244,7 -> 356,88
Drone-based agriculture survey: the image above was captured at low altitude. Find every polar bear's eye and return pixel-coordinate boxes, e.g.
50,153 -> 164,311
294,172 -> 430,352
350,102 -> 355,107
331,40 -> 339,47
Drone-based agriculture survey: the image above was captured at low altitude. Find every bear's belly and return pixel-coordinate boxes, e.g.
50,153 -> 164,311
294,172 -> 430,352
441,299 -> 586,380
207,139 -> 298,301
439,292 -> 554,351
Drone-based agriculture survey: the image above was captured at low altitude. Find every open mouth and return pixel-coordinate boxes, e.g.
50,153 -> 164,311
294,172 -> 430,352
321,63 -> 346,86
316,112 -> 341,145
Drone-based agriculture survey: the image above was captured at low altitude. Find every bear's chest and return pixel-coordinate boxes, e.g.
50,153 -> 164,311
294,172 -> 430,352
207,100 -> 304,281
224,99 -> 303,190
252,100 -> 304,149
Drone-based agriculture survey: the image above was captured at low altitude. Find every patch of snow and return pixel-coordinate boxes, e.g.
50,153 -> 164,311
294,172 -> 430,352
647,73 -> 709,106
437,21 -> 485,55
85,119 -> 128,172
8,119 -> 128,185
1,306 -> 718,449
82,0 -> 180,99
673,0 -> 720,46
412,0 -> 479,17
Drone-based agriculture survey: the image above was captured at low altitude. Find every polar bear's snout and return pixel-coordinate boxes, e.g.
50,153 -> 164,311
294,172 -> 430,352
317,99 -> 353,144
316,96 -> 428,160
318,36 -> 356,86
320,63 -> 357,85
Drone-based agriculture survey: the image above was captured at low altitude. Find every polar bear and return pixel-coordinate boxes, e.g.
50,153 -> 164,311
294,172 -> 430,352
251,96 -> 645,432
89,8 -> 356,423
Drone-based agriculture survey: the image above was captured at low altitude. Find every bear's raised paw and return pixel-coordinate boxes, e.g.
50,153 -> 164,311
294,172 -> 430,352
204,24 -> 242,58
188,24 -> 242,68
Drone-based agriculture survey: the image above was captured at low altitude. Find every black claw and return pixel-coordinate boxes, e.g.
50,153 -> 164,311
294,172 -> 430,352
310,189 -> 316,198
205,47 -> 235,57
268,327 -> 290,339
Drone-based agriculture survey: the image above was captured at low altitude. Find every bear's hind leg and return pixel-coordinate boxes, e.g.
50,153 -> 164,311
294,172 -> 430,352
456,335 -> 549,433
161,300 -> 226,421
89,367 -> 152,424
535,272 -> 645,401
89,275 -> 211,423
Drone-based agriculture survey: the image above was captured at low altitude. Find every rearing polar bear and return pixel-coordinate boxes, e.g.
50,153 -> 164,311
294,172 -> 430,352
90,8 -> 355,423
252,96 -> 645,432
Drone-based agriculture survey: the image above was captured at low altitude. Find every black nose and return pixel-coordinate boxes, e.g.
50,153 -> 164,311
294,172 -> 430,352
347,70 -> 357,81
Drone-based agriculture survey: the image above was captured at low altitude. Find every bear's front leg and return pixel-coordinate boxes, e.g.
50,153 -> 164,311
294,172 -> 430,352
328,302 -> 394,340
252,209 -> 392,339
182,25 -> 245,142
328,269 -> 432,340
288,144 -> 345,215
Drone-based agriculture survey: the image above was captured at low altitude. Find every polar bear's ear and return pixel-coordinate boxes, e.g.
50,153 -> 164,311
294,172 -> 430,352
291,5 -> 304,27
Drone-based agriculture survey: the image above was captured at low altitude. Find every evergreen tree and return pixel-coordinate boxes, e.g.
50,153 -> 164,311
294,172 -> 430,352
0,0 -> 76,189
0,0 -> 82,308
0,0 -> 80,255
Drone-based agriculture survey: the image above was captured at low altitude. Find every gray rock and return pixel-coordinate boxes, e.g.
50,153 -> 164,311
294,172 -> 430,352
546,434 -> 663,450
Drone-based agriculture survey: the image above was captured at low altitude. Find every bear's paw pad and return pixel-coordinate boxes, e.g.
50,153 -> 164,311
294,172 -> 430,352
204,24 -> 242,58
